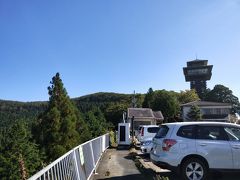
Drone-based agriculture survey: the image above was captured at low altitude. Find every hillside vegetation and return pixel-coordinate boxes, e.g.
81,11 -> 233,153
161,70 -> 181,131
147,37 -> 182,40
0,92 -> 139,128
0,72 -> 239,179
1,74 -> 140,179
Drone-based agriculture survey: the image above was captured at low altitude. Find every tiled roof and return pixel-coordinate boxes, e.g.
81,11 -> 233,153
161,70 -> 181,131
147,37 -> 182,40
127,108 -> 164,120
128,108 -> 153,118
181,100 -> 232,107
153,111 -> 164,120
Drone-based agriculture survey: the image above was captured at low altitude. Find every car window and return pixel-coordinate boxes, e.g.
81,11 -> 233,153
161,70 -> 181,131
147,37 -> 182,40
196,126 -> 226,140
147,127 -> 160,133
155,125 -> 169,138
224,126 -> 240,141
138,127 -> 142,132
177,125 -> 196,139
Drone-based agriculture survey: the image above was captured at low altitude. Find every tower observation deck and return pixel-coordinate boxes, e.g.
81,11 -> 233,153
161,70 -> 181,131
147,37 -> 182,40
183,59 -> 213,98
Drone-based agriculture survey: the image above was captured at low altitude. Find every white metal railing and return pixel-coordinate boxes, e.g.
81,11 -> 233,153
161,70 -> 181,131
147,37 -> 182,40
28,133 -> 109,180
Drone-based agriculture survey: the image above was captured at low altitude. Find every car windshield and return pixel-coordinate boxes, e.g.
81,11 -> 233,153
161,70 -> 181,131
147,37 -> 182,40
155,125 -> 169,138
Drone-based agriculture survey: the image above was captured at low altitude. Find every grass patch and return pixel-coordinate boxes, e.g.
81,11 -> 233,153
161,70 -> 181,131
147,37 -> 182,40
109,131 -> 118,148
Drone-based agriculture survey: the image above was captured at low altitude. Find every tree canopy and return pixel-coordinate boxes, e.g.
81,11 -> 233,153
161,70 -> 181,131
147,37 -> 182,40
150,90 -> 180,121
84,107 -> 108,137
0,120 -> 42,179
178,89 -> 200,104
204,84 -> 240,112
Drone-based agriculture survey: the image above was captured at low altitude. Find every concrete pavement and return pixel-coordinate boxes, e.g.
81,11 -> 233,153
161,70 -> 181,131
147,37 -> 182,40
92,148 -> 146,180
92,147 -> 240,180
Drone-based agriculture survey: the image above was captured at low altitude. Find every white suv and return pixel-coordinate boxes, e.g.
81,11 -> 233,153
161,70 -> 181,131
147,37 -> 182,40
137,125 -> 160,142
137,125 -> 160,154
150,122 -> 240,180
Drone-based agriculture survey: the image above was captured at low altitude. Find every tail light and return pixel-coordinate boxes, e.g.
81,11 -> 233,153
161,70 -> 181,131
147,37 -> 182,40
141,127 -> 144,136
162,139 -> 177,151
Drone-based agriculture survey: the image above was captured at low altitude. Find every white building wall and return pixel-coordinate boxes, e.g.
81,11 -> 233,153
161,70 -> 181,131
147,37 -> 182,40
182,106 -> 231,122
182,107 -> 191,121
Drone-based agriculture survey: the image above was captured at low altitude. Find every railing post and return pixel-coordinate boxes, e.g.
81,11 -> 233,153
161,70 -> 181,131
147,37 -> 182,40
73,150 -> 81,180
90,142 -> 96,174
102,135 -> 105,153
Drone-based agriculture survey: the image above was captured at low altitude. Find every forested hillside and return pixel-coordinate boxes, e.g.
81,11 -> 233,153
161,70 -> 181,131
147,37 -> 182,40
74,92 -> 144,127
0,92 -> 142,129
0,74 -> 141,179
1,81 -> 238,179
0,100 -> 47,128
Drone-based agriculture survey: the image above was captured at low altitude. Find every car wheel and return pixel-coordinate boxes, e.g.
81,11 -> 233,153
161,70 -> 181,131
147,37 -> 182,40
181,157 -> 208,180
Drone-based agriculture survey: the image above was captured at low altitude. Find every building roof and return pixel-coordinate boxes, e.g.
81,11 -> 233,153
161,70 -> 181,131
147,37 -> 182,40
181,100 -> 232,107
153,111 -> 164,120
127,108 -> 164,120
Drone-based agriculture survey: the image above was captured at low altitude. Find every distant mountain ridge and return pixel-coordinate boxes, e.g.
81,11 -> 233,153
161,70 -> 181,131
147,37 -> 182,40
0,92 -> 140,127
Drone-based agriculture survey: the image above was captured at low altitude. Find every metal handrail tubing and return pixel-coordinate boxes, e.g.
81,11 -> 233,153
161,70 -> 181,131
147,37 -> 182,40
28,133 -> 109,180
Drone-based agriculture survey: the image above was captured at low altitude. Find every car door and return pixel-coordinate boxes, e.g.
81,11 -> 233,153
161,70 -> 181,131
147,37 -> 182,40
224,126 -> 240,169
196,125 -> 233,169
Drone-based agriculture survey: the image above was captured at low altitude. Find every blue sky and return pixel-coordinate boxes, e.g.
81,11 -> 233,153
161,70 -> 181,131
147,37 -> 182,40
0,0 -> 240,102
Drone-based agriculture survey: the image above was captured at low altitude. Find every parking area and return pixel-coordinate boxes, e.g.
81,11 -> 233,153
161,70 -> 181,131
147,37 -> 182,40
136,149 -> 240,180
93,145 -> 240,180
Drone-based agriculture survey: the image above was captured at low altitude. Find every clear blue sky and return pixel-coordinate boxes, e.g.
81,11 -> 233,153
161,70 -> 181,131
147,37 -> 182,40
0,0 -> 240,102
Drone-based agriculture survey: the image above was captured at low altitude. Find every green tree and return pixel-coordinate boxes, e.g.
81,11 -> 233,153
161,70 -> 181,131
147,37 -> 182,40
178,89 -> 200,104
0,121 -> 42,179
204,84 -> 240,112
35,73 -> 88,161
85,108 -> 108,138
142,88 -> 154,108
105,103 -> 128,129
187,105 -> 201,121
74,107 -> 92,143
150,90 -> 179,121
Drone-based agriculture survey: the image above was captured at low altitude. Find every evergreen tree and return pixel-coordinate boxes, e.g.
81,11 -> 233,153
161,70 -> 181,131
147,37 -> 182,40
142,88 -> 154,108
85,107 -> 108,138
0,121 -> 42,179
35,73 -> 89,161
187,105 -> 201,121
74,106 -> 92,142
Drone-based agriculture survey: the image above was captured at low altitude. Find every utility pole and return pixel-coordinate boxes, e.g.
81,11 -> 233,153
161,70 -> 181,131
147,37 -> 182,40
131,116 -> 134,143
131,91 -> 137,143
131,90 -> 137,108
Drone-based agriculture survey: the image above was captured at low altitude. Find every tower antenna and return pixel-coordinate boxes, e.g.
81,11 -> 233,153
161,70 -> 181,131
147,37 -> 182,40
195,53 -> 198,60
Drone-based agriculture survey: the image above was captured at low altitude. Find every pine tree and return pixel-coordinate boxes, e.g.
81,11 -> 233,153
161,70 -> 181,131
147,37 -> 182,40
36,73 -> 90,161
142,88 -> 154,108
0,121 -> 42,179
187,105 -> 201,121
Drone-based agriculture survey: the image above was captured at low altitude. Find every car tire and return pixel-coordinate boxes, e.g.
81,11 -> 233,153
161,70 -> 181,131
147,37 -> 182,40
181,157 -> 208,180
